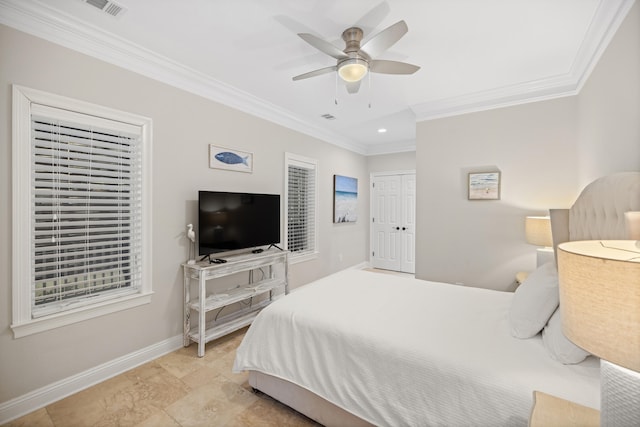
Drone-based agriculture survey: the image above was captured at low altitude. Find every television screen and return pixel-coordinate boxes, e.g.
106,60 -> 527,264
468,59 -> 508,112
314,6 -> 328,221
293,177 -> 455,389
198,191 -> 280,256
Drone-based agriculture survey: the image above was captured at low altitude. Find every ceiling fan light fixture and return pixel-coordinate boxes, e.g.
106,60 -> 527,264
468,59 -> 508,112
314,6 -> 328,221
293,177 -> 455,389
338,58 -> 368,82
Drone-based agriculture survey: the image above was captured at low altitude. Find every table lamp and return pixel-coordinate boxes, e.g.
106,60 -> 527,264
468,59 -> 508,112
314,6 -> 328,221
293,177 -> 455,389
557,240 -> 640,426
525,216 -> 553,266
626,211 -> 640,240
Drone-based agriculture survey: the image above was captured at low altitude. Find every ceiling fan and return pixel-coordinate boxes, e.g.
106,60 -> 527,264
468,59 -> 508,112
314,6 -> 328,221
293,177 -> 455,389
292,20 -> 420,94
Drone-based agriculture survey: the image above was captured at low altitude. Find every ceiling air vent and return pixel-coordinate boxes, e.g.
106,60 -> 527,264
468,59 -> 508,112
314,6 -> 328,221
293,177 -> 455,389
321,113 -> 336,120
84,0 -> 126,18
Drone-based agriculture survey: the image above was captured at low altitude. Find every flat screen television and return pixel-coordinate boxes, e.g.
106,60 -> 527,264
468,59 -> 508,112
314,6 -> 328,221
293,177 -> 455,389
198,191 -> 280,256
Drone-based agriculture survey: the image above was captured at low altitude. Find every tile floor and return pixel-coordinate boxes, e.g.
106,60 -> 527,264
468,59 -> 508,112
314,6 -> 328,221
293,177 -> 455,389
4,328 -> 319,427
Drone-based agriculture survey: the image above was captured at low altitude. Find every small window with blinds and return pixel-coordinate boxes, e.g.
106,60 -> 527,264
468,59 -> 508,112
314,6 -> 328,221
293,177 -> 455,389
31,113 -> 142,317
12,85 -> 152,337
285,153 -> 318,261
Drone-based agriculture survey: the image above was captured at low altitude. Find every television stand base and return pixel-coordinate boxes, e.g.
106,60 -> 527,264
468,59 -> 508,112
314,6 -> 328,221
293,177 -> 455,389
182,249 -> 289,357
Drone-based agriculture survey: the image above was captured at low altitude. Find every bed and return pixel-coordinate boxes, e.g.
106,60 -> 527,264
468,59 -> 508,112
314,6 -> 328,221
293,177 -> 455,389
233,171 -> 640,426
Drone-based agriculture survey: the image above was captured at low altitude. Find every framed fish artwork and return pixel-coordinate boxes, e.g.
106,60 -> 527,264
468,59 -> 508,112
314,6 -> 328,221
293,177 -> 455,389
209,145 -> 253,173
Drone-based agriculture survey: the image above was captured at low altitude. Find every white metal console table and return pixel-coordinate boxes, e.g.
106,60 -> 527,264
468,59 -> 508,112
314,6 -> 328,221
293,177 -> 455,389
182,248 -> 288,357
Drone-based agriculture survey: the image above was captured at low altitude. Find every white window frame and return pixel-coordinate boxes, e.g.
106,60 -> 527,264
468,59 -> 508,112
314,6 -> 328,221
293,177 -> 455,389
284,152 -> 318,264
11,85 -> 153,338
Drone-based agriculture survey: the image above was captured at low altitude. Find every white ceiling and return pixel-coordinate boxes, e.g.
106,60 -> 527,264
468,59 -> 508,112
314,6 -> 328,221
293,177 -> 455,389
0,0 -> 634,154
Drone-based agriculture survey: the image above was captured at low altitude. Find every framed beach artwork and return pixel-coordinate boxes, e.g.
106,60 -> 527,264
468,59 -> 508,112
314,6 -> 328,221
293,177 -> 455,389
209,144 -> 253,173
334,175 -> 358,223
468,171 -> 501,200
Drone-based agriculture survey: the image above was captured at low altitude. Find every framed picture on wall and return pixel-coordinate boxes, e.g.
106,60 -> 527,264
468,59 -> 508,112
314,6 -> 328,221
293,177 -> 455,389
334,175 -> 358,223
209,144 -> 253,173
468,171 -> 501,200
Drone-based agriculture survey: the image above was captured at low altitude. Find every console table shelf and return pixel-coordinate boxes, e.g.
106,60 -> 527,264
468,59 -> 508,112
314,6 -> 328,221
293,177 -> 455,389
188,277 -> 282,312
182,249 -> 288,357
186,299 -> 272,346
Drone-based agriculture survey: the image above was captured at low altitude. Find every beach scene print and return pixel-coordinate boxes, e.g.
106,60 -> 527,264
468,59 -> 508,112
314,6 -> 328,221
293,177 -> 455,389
334,175 -> 358,223
468,172 -> 500,200
209,144 -> 252,172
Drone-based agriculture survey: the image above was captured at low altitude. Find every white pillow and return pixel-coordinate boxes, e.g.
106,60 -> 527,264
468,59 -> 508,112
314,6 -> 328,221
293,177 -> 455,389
509,262 -> 559,339
542,308 -> 590,364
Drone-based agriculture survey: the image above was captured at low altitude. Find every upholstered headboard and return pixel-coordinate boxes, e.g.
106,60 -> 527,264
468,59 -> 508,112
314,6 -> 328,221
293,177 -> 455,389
550,172 -> 640,252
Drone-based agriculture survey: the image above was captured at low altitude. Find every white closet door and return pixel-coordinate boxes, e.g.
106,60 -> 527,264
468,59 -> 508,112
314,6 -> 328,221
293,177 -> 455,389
371,172 -> 416,273
400,173 -> 416,274
371,174 -> 402,271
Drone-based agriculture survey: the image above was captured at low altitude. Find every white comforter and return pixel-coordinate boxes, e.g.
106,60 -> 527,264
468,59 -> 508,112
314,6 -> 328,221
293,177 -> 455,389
233,269 -> 600,426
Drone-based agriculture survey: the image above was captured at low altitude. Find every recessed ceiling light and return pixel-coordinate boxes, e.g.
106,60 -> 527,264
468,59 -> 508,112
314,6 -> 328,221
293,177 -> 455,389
377,128 -> 387,133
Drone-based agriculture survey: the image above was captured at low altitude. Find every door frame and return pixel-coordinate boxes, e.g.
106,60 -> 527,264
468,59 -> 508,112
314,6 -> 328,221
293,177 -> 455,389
369,169 -> 416,270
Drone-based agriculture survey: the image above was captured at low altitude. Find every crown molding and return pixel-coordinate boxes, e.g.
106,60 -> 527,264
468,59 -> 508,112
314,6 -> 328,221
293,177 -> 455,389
364,139 -> 416,156
0,0 -> 369,155
412,0 -> 635,122
411,75 -> 579,121
570,0 -> 635,92
0,0 -> 634,153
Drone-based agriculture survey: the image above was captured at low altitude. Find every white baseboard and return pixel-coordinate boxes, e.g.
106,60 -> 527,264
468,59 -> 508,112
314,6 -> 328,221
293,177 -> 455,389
0,334 -> 185,424
349,261 -> 371,270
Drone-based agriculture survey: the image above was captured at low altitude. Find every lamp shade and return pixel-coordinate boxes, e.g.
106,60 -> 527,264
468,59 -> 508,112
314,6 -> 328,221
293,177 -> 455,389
557,240 -> 640,372
525,216 -> 553,247
625,211 -> 640,239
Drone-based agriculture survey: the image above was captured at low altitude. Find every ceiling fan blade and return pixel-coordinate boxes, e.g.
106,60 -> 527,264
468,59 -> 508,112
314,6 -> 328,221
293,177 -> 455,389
360,20 -> 408,58
292,66 -> 337,81
298,33 -> 348,60
354,1 -> 391,34
370,60 -> 420,75
346,80 -> 361,94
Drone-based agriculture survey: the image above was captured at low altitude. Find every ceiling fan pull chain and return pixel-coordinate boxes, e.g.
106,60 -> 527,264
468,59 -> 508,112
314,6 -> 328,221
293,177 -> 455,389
368,71 -> 372,108
335,72 -> 338,105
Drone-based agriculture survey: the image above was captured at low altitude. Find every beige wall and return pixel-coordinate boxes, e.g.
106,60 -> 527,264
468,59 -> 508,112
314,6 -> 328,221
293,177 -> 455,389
0,25 -> 369,403
367,151 -> 416,173
577,1 -> 640,186
415,98 -> 580,290
415,2 -> 640,290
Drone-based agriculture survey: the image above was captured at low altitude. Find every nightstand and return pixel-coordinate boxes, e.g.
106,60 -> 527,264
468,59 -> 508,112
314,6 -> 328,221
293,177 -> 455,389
529,391 -> 599,427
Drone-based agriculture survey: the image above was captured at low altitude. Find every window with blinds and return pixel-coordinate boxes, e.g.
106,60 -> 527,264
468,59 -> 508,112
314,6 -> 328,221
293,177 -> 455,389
285,153 -> 318,260
12,85 -> 152,338
30,110 -> 143,317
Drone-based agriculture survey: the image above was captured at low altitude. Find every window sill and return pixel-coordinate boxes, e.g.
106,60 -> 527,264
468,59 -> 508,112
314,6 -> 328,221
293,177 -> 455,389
11,291 -> 153,338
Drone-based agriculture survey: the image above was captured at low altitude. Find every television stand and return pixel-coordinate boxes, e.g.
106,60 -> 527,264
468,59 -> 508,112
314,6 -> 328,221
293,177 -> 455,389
182,248 -> 289,357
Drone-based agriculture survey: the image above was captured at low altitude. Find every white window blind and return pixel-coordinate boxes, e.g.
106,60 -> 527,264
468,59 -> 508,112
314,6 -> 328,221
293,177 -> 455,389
285,154 -> 317,259
30,106 -> 143,318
